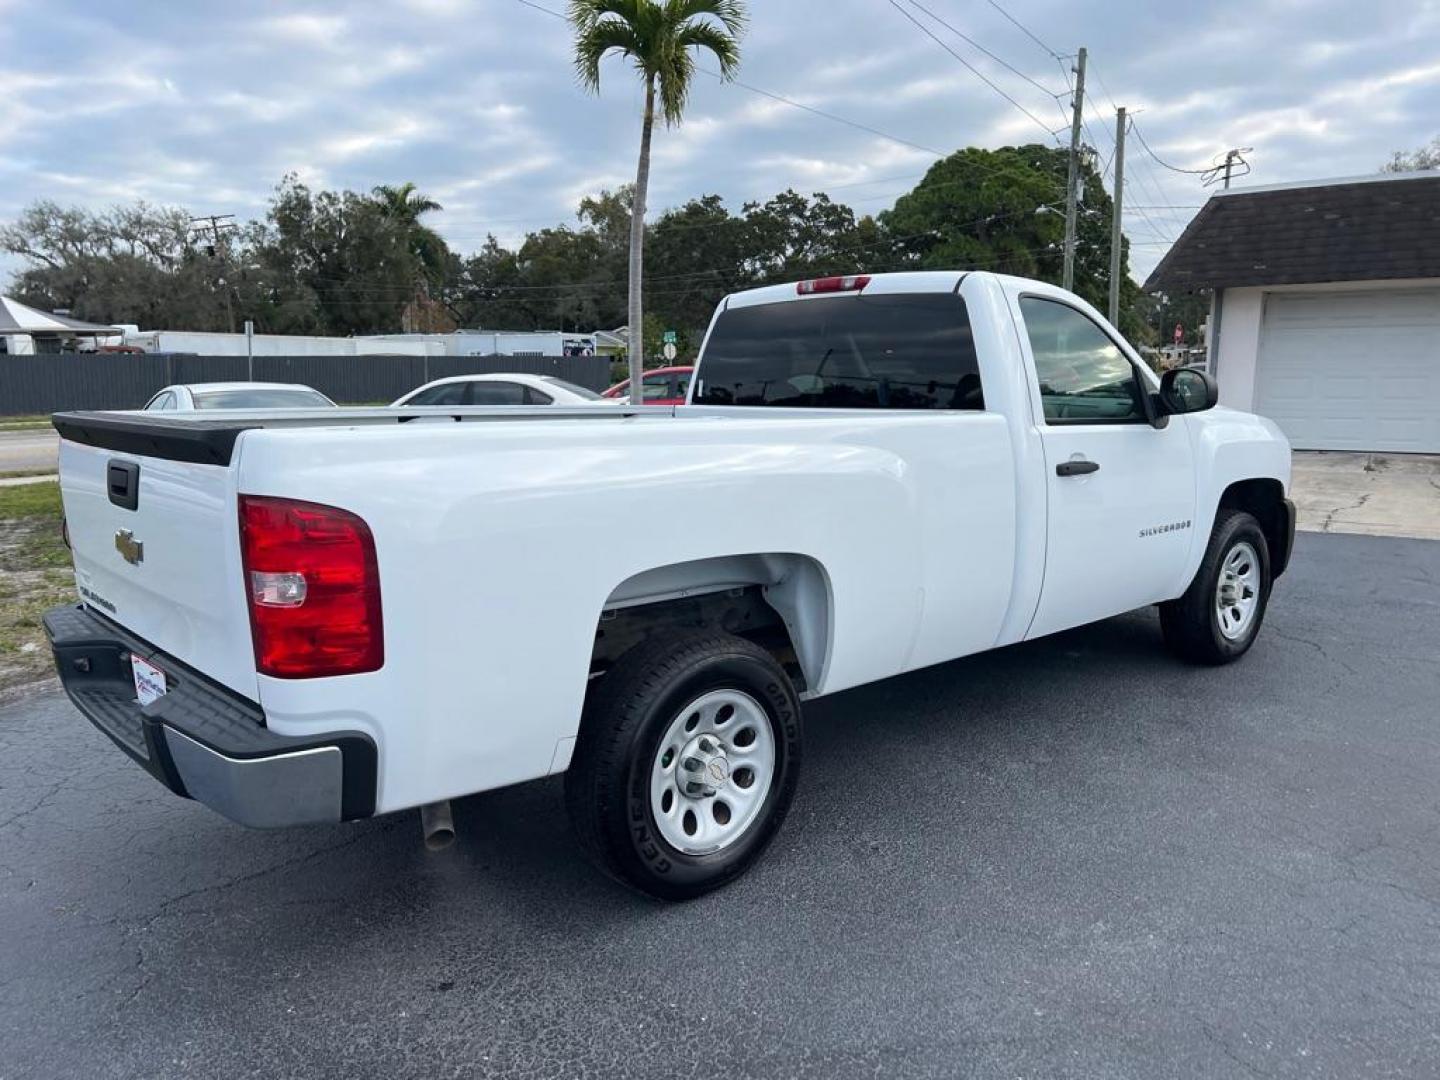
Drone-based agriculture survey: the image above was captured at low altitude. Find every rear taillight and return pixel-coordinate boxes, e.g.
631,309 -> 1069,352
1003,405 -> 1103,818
239,495 -> 383,679
797,275 -> 871,295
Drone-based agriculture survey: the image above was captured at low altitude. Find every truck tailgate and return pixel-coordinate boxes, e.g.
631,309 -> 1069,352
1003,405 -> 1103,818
58,435 -> 258,699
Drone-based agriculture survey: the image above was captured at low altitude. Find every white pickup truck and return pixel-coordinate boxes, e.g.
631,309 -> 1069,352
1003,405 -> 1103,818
46,271 -> 1294,899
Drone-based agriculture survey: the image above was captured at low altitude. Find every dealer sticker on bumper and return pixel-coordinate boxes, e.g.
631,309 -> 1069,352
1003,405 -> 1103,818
131,655 -> 167,707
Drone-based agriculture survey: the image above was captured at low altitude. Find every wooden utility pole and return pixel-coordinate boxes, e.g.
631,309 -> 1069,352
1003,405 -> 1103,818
1108,106 -> 1127,326
1062,46 -> 1087,292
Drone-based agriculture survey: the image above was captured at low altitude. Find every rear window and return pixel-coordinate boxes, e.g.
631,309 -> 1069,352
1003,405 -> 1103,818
540,377 -> 602,400
192,389 -> 333,409
693,293 -> 983,410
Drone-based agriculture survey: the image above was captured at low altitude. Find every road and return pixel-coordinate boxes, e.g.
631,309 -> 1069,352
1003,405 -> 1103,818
0,428 -> 58,474
2,532 -> 1438,1079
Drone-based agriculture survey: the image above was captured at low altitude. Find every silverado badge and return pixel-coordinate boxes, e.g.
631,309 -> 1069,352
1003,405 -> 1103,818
114,529 -> 144,566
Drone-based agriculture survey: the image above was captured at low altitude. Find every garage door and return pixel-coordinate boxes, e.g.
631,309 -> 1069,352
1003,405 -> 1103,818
1255,288 -> 1440,452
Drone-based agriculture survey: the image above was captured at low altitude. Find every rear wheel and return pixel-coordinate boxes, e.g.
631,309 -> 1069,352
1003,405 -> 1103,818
565,631 -> 802,900
1161,508 -> 1272,664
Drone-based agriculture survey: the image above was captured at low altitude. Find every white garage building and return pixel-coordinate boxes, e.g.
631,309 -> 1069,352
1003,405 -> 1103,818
1146,171 -> 1440,453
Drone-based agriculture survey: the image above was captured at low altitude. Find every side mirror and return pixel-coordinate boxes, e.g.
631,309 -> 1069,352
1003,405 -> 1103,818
1158,366 -> 1219,416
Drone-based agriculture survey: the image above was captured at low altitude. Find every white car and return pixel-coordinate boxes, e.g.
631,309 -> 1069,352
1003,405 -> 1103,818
48,271 -> 1293,900
391,373 -> 613,407
142,382 -> 335,411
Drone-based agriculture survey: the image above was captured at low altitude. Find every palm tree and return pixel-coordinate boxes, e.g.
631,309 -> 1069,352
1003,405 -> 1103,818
373,182 -> 447,284
372,182 -> 443,222
570,0 -> 745,403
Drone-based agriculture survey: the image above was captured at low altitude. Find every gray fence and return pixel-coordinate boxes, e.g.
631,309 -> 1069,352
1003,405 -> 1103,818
0,352 -> 613,416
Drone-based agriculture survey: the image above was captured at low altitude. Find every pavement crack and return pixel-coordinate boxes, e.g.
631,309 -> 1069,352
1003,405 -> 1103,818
1201,1023 -> 1271,1078
1321,491 -> 1372,532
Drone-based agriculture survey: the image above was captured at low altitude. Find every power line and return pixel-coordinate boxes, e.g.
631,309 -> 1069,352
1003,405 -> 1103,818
1129,120 -> 1213,175
886,0 -> 1064,142
900,0 -> 1068,106
515,0 -> 947,158
697,68 -> 946,157
984,0 -> 1062,59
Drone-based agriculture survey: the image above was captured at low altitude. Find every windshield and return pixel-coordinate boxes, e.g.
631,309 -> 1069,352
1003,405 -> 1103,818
192,388 -> 335,410
540,377 -> 602,400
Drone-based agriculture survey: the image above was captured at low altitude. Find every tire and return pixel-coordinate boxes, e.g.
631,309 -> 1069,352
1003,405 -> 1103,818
565,631 -> 802,901
1161,508 -> 1272,665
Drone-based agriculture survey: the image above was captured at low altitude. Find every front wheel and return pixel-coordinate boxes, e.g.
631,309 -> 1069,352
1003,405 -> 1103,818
565,631 -> 802,900
1160,508 -> 1272,664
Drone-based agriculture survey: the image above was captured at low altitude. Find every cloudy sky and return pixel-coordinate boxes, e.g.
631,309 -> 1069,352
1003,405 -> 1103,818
2,0 -> 1438,286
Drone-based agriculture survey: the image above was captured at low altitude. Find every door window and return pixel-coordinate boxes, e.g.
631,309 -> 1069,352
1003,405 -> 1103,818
642,374 -> 674,402
146,391 -> 177,411
672,371 -> 692,400
1019,298 -> 1145,423
523,386 -> 554,405
405,383 -> 469,406
468,381 -> 526,405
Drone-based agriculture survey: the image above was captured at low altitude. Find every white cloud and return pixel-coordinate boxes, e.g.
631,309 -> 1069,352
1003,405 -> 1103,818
1,0 -> 1438,288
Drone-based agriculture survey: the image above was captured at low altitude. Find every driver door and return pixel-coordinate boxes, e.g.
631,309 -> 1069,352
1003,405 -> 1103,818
1016,295 -> 1197,640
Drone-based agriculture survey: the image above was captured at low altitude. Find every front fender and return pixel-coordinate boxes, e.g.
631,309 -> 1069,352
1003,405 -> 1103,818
1180,408 -> 1292,586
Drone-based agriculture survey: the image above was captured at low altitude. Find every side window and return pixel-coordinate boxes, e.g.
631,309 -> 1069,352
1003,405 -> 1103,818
642,375 -> 673,402
1019,297 -> 1146,423
146,391 -> 176,411
672,371 -> 692,400
469,381 -> 526,405
693,294 -> 983,410
523,386 -> 554,405
406,383 -> 468,406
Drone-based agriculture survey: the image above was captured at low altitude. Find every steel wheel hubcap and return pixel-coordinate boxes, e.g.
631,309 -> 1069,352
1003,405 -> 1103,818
1215,540 -> 1260,640
649,689 -> 776,856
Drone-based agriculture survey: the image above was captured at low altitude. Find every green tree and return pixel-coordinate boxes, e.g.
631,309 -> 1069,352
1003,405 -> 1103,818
741,189 -> 884,282
371,182 -> 447,281
882,145 -> 1146,339
1,200 -> 232,330
569,0 -> 745,395
242,175 -> 446,336
646,193 -> 749,334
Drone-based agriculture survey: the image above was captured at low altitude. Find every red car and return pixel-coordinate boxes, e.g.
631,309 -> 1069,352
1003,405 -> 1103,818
602,365 -> 694,405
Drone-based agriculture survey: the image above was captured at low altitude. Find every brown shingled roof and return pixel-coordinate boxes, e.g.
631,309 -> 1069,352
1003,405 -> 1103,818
1144,172 -> 1440,292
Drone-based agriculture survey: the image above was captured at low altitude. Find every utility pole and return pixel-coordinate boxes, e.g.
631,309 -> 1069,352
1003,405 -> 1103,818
1062,46 -> 1087,293
190,214 -> 238,334
1108,106 -> 1127,326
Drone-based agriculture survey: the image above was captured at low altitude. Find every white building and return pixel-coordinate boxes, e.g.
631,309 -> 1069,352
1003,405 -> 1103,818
1146,171 -> 1440,453
0,295 -> 120,355
119,328 -> 597,359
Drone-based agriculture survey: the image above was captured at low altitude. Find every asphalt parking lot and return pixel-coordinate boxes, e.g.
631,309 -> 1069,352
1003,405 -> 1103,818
2,531 -> 1438,1079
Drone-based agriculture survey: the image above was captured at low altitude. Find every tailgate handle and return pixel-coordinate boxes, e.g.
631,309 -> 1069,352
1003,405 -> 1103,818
107,461 -> 140,511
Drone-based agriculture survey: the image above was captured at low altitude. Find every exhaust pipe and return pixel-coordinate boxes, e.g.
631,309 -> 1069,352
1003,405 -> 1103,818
420,800 -> 455,852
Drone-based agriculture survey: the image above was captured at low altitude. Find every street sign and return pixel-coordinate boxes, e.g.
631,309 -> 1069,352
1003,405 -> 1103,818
662,342 -> 678,361
662,330 -> 678,345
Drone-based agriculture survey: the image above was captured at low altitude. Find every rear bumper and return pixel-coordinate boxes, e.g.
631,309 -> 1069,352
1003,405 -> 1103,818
44,605 -> 376,828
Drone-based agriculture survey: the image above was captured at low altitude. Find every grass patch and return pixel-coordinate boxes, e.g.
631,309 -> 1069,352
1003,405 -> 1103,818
0,414 -> 53,431
0,481 -> 63,523
0,481 -> 73,691
0,468 -> 59,481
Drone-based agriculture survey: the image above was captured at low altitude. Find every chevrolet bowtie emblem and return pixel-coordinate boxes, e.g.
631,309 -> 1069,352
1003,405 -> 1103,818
114,528 -> 144,566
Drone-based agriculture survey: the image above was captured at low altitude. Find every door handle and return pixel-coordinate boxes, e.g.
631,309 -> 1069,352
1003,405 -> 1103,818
1056,459 -> 1100,477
